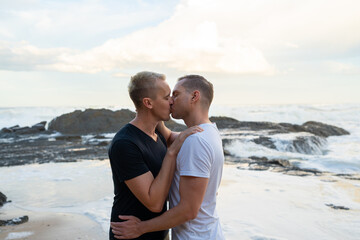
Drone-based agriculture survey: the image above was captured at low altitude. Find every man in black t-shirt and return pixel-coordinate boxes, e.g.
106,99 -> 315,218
108,71 -> 201,240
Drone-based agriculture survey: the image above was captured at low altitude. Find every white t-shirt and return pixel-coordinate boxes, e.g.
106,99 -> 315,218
169,123 -> 225,240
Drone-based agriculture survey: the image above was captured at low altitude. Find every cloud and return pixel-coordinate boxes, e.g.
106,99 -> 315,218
0,0 -> 359,76
325,61 -> 360,74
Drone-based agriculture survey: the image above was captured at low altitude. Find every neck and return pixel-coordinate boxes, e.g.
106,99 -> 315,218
130,110 -> 158,137
183,109 -> 211,127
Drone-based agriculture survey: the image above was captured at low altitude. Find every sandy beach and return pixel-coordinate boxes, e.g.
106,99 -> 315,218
218,165 -> 360,240
0,206 -> 106,240
1,162 -> 360,240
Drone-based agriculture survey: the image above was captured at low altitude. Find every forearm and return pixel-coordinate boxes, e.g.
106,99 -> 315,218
156,121 -> 179,146
140,201 -> 193,234
147,151 -> 177,211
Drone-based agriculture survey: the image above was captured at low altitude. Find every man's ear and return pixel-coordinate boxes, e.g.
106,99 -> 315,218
191,90 -> 200,103
142,97 -> 153,109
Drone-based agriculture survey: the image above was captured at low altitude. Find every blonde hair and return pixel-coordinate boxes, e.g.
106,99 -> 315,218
128,71 -> 166,109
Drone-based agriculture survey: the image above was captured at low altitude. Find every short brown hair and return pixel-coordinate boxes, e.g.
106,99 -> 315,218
178,75 -> 214,107
128,71 -> 166,109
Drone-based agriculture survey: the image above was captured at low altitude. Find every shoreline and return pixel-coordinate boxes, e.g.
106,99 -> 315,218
1,162 -> 360,239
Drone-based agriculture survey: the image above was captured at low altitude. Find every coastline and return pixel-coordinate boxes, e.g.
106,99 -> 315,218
1,162 -> 359,240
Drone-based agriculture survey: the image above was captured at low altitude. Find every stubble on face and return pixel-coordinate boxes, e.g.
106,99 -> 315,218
170,82 -> 189,120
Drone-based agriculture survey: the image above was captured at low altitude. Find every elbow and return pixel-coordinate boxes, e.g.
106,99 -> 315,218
183,208 -> 199,221
147,203 -> 164,213
178,201 -> 200,221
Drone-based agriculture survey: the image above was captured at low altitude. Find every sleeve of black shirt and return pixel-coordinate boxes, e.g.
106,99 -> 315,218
109,139 -> 150,182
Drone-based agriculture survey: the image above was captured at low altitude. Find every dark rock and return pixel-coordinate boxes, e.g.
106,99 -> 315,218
210,116 -> 349,138
1,128 -> 12,133
249,156 -> 269,162
48,108 -> 185,135
13,126 -> 39,135
0,191 -> 7,207
301,121 -> 350,137
97,141 -> 110,146
291,136 -> 326,155
9,125 -> 20,130
223,149 -> 232,156
251,135 -> 327,155
222,138 -> 234,146
94,135 -> 106,139
253,137 -> 276,149
284,170 -> 315,177
210,117 -> 284,130
0,122 -> 47,135
249,164 -> 269,171
325,204 -> 350,210
265,159 -> 292,168
48,109 -> 134,135
31,121 -> 47,131
210,116 -> 244,129
0,216 -> 29,226
55,135 -> 82,141
279,123 -> 306,132
275,159 -> 291,168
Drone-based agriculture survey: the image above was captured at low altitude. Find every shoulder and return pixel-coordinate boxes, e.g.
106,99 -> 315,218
184,126 -> 214,147
180,132 -> 212,157
109,125 -> 142,156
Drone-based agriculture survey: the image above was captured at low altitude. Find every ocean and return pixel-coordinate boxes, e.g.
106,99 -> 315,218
1,104 -> 360,239
1,104 -> 359,173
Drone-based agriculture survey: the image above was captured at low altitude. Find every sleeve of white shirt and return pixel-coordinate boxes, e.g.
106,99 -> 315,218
177,134 -> 213,178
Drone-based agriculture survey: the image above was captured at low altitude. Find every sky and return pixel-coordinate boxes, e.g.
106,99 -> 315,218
0,0 -> 359,107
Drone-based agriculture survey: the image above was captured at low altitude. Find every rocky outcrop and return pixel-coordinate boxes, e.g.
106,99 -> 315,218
210,117 -> 349,137
302,121 -> 350,137
210,117 -> 283,130
0,121 -> 47,136
48,108 -> 185,134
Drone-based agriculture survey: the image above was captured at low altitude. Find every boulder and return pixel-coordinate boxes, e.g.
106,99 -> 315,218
48,108 -> 185,135
48,109 -> 135,134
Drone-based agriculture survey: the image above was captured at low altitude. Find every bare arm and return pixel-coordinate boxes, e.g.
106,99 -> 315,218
111,176 -> 209,238
156,121 -> 179,147
124,126 -> 203,213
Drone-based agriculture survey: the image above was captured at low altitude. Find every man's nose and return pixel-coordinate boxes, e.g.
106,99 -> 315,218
169,97 -> 174,105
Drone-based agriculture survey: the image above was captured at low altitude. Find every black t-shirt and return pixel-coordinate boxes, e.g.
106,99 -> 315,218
108,123 -> 168,240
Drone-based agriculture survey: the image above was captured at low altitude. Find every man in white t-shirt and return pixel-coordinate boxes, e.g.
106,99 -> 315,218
111,75 -> 225,240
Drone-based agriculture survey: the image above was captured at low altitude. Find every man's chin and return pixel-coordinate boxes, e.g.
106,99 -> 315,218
163,115 -> 171,121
